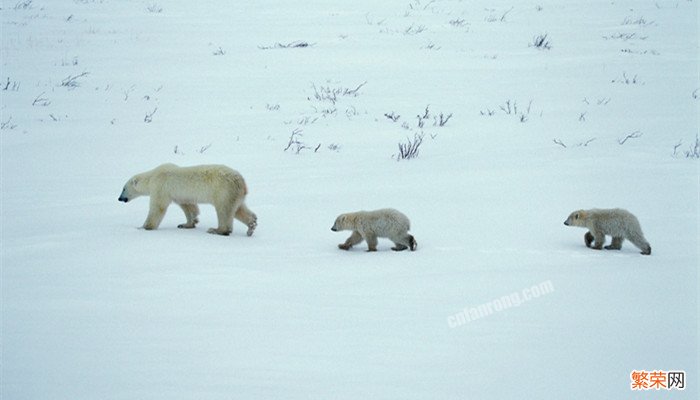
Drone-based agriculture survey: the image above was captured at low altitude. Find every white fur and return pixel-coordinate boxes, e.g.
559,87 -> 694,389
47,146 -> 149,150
332,208 -> 416,252
119,163 -> 257,236
564,208 -> 650,254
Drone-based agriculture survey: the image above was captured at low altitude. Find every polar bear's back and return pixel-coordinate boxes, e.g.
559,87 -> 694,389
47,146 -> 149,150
359,208 -> 411,233
588,208 -> 643,237
153,164 -> 246,204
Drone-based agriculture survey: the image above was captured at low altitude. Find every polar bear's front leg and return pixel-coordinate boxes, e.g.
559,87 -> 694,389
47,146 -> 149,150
339,231 -> 363,250
177,203 -> 200,229
143,197 -> 170,230
364,233 -> 378,252
589,230 -> 605,250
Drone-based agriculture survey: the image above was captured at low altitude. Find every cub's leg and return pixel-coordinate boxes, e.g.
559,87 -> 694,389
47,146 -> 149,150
590,230 -> 605,250
584,231 -> 595,248
390,234 -> 416,251
408,235 -> 417,251
392,243 -> 408,251
339,231 -> 363,250
365,233 -> 378,252
628,235 -> 652,255
143,196 -> 169,230
234,203 -> 258,237
605,237 -> 623,250
177,203 -> 200,229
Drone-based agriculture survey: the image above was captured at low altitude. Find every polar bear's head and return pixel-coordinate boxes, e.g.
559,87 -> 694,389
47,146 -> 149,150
118,175 -> 147,203
331,214 -> 350,231
563,210 -> 587,227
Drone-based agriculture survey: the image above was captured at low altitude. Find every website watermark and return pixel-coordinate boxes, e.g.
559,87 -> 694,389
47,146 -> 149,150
631,370 -> 685,391
447,280 -> 554,328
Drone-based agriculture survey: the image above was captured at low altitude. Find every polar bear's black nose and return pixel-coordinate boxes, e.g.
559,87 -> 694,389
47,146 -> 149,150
118,196 -> 128,203
563,221 -> 569,226
331,227 -> 337,231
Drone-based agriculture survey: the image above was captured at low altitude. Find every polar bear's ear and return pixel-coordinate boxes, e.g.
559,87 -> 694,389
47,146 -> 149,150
131,178 -> 139,186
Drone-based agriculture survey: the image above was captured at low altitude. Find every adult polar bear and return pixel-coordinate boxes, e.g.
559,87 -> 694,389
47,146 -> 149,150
118,163 -> 257,236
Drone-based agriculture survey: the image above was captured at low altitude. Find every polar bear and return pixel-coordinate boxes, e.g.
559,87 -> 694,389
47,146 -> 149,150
118,163 -> 257,236
564,208 -> 650,255
331,208 -> 417,252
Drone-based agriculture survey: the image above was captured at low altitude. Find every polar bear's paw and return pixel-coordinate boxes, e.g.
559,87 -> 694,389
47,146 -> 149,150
208,228 -> 231,236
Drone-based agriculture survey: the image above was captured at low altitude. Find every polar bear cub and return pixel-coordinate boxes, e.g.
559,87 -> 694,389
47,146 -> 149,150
331,208 -> 417,252
118,163 -> 257,236
564,208 -> 650,255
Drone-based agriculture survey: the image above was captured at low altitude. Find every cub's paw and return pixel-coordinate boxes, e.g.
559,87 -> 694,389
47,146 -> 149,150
207,228 -> 231,236
246,221 -> 257,237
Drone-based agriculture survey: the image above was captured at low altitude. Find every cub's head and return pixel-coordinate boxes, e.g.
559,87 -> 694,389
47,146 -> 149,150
564,210 -> 587,227
118,174 -> 147,203
331,214 -> 350,232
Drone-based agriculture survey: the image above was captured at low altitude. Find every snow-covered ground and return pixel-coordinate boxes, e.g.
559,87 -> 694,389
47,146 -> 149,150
1,0 -> 698,399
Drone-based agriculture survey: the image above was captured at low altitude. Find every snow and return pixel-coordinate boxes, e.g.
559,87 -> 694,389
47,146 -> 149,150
1,0 -> 698,399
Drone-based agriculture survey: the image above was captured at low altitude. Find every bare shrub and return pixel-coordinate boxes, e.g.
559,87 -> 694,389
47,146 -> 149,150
530,33 -> 551,50
310,81 -> 366,105
144,107 -> 157,123
61,72 -> 89,89
395,132 -> 425,161
146,3 -> 163,13
684,135 -> 700,159
618,130 -> 642,145
259,41 -> 313,50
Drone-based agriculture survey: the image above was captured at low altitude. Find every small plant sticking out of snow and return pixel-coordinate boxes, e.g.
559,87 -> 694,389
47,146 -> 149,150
684,135 -> 700,159
309,81 -> 366,105
485,7 -> 513,23
621,15 -> 655,27
434,112 -> 452,127
420,105 -> 450,127
618,130 -> 643,145
144,107 -> 157,123
404,24 -> 427,35
198,143 -> 212,154
146,3 -> 163,13
612,72 -> 643,85
384,112 -> 400,122
449,19 -> 467,27
395,132 -> 425,161
3,78 -> 20,91
61,71 -> 89,89
530,33 -> 551,50
672,136 -> 700,159
13,0 -> 33,10
481,99 -> 537,122
1,117 -> 17,130
258,41 -> 313,50
553,138 -> 596,148
32,92 -> 51,107
284,128 -> 318,154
